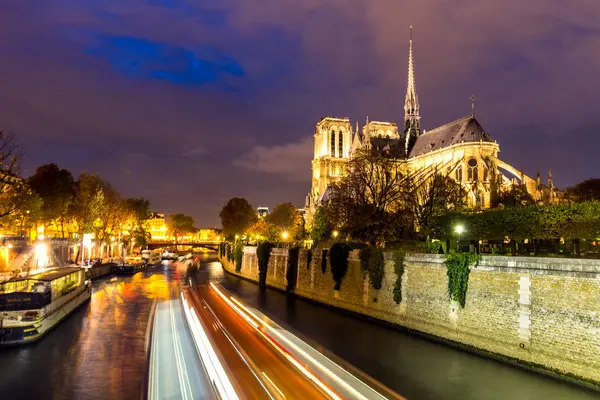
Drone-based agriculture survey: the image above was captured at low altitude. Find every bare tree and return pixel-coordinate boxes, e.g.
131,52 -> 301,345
328,146 -> 411,245
0,130 -> 25,219
409,172 -> 466,240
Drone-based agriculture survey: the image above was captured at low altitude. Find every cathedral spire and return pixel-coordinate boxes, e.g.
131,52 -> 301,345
404,26 -> 420,132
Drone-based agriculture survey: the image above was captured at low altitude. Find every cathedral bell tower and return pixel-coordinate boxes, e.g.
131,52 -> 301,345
404,26 -> 421,156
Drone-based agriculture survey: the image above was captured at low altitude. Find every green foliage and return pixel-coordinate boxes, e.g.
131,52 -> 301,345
329,243 -> 351,290
219,197 -> 258,237
257,242 -> 274,288
226,243 -> 233,261
320,249 -> 328,274
492,184 -> 535,208
28,163 -> 74,231
310,204 -> 334,243
367,248 -> 385,290
167,213 -> 196,242
268,202 -> 303,240
444,252 -> 480,308
565,179 -> 600,203
286,247 -> 300,292
233,243 -> 244,273
392,251 -> 405,304
430,202 -> 600,243
358,247 -> 371,278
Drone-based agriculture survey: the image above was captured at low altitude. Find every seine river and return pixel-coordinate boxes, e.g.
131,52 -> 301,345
0,253 -> 598,400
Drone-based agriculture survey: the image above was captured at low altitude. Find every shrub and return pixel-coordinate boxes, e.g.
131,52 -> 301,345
330,243 -> 352,290
392,251 -> 405,304
445,252 -> 480,308
233,243 -> 244,273
306,249 -> 313,270
257,242 -> 274,288
321,249 -> 328,274
368,248 -> 385,290
286,247 -> 300,292
358,247 -> 371,278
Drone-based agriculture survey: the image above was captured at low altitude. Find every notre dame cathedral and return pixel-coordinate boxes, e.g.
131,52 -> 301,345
305,27 -> 556,225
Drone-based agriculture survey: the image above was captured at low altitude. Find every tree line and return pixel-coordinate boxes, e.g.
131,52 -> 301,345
0,131 -> 196,247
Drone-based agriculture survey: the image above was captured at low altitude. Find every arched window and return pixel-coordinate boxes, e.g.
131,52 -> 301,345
455,165 -> 463,182
483,167 -> 489,181
467,158 -> 478,182
338,131 -> 343,158
330,130 -> 336,157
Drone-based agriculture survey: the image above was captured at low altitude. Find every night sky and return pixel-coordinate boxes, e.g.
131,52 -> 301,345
1,1 -> 599,227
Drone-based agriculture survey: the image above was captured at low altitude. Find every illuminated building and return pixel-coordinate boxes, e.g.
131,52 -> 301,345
305,27 -> 556,225
144,212 -> 167,240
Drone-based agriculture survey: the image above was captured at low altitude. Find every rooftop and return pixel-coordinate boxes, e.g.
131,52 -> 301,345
409,115 -> 494,158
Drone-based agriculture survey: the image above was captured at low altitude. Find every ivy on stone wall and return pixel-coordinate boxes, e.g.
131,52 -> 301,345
359,247 -> 371,279
392,251 -> 405,304
286,247 -> 300,292
330,243 -> 351,291
444,252 -> 480,308
257,242 -> 274,288
321,249 -> 328,274
368,248 -> 385,290
233,243 -> 244,273
226,243 -> 233,261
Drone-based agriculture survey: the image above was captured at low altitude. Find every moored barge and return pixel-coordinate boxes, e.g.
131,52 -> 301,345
0,267 -> 91,346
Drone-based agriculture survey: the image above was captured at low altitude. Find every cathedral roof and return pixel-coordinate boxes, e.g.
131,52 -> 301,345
408,115 -> 494,158
369,137 -> 405,158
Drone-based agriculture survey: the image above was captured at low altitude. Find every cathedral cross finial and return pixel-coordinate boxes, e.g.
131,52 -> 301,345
470,95 -> 476,117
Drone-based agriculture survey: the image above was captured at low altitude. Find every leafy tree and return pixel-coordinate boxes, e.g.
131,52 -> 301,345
309,203 -> 335,243
167,213 -> 195,244
123,197 -> 151,222
329,242 -> 351,290
219,197 -> 258,237
492,184 -> 535,208
122,197 -> 151,245
71,173 -> 107,236
27,163 -> 75,237
1,184 -> 42,236
247,220 -> 278,242
564,178 -> 600,203
267,202 -> 303,239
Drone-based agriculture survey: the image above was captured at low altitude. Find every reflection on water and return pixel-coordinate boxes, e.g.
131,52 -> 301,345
0,261 -> 188,400
205,257 -> 600,400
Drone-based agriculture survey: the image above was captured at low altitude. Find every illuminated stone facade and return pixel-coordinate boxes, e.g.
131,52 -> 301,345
305,28 -> 555,225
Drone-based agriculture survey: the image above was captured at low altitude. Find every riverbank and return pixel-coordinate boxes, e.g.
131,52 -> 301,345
219,248 -> 600,389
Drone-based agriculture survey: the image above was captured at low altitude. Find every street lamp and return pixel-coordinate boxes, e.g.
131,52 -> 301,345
281,231 -> 289,247
455,224 -> 464,252
332,230 -> 339,239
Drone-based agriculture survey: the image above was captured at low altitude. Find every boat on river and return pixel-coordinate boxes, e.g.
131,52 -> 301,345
114,262 -> 145,275
0,267 -> 91,346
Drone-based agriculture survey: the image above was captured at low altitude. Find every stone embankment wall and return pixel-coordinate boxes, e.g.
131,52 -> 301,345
220,247 -> 600,385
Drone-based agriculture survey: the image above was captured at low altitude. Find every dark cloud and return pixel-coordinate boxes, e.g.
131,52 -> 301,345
1,0 -> 599,226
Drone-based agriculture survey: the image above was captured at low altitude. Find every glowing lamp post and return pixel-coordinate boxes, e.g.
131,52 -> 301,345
281,231 -> 289,247
455,224 -> 464,252
82,234 -> 92,265
332,230 -> 339,240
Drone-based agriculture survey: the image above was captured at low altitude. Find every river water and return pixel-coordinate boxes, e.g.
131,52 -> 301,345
0,253 -> 598,400
0,261 -> 188,400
